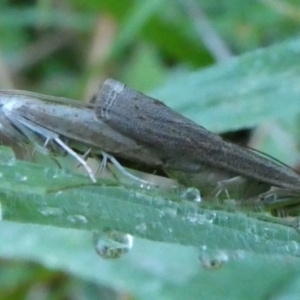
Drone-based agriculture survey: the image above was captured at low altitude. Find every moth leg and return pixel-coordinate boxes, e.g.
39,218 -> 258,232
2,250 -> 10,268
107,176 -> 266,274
245,188 -> 300,214
213,176 -> 242,200
214,186 -> 231,200
93,153 -> 122,183
0,111 -> 26,143
98,152 -> 108,173
5,114 -> 96,182
43,137 -> 50,147
101,151 -> 155,186
74,148 -> 112,179
213,176 -> 270,201
75,148 -> 93,171
5,114 -> 51,155
82,148 -> 92,161
164,160 -> 240,197
54,137 -> 96,182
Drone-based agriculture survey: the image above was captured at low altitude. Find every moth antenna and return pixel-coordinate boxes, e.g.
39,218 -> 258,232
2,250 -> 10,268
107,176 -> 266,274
242,144 -> 298,173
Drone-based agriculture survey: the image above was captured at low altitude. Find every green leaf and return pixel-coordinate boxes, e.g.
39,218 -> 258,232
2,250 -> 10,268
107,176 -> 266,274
1,221 -> 300,300
110,0 -> 166,58
151,38 -> 300,133
0,7 -> 95,31
0,157 -> 299,257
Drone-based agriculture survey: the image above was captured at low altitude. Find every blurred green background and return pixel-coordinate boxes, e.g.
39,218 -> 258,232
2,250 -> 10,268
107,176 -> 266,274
1,0 -> 300,299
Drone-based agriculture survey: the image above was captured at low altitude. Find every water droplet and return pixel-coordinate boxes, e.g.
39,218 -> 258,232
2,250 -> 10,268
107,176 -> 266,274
0,147 -> 16,166
5,158 -> 15,166
55,191 -> 63,196
262,227 -> 276,239
134,191 -> 154,202
15,173 -> 28,182
0,202 -> 2,221
167,227 -> 173,233
181,187 -> 201,203
39,206 -> 63,217
204,211 -> 216,223
186,212 -> 201,224
199,250 -> 229,270
139,183 -> 154,191
261,192 -> 277,204
160,207 -> 178,218
80,201 -> 90,208
67,214 -> 88,224
293,217 -> 300,233
200,258 -> 224,270
93,230 -> 133,259
149,221 -> 163,231
134,212 -> 145,220
284,241 -> 300,255
186,211 -> 215,225
44,168 -> 59,179
223,198 -> 237,207
246,224 -> 257,235
135,222 -> 147,233
231,250 -> 245,260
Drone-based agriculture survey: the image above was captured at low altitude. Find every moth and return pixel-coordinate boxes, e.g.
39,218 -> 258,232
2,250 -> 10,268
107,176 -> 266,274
94,79 -> 300,201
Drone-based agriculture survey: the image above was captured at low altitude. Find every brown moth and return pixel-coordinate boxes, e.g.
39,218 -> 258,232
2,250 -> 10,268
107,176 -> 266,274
94,79 -> 300,199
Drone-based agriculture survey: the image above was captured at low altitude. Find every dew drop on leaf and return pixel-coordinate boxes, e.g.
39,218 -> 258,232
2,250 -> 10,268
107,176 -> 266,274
186,210 -> 216,225
134,212 -> 145,220
160,207 -> 178,218
139,183 -> 153,191
93,230 -> 133,259
181,187 -> 201,203
186,212 -> 202,225
198,249 -> 229,270
262,227 -> 276,239
204,211 -> 216,223
284,240 -> 300,256
80,201 -> 90,208
135,222 -> 147,234
67,214 -> 88,224
39,206 -> 63,217
15,173 -> 28,182
44,167 -> 60,179
292,217 -> 300,233
0,147 -> 16,166
246,224 -> 257,235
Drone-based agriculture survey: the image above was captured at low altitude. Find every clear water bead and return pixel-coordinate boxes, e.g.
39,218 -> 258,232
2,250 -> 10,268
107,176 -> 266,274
67,214 -> 88,224
93,230 -> 133,259
135,222 -> 147,234
181,187 -> 201,203
199,250 -> 229,270
39,206 -> 63,217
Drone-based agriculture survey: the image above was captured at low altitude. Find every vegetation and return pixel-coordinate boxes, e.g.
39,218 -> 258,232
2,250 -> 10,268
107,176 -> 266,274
1,1 -> 300,299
